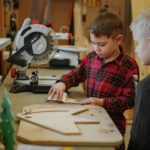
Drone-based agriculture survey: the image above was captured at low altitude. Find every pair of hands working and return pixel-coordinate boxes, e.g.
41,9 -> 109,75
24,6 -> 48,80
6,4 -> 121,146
48,82 -> 104,106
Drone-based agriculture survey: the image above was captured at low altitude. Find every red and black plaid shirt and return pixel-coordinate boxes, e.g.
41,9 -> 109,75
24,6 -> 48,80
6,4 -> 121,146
60,50 -> 139,134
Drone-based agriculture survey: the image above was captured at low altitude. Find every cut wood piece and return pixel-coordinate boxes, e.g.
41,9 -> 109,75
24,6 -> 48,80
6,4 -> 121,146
22,108 -> 68,115
47,100 -> 81,104
71,107 -> 88,115
17,105 -> 123,146
22,104 -> 89,115
17,108 -> 99,135
47,92 -> 67,101
65,97 -> 81,104
47,92 -> 81,104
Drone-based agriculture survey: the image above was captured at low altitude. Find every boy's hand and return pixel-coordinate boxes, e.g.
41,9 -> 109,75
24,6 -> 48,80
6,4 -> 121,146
48,82 -> 66,101
81,97 -> 104,106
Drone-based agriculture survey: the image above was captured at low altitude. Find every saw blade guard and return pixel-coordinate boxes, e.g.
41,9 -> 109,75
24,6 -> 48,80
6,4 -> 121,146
15,22 -> 58,65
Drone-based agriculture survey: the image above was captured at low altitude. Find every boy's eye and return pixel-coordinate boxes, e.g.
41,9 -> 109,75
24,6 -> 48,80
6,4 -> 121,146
98,43 -> 106,46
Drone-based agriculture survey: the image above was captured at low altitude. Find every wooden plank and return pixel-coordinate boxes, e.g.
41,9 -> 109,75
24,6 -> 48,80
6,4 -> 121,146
17,104 -> 123,146
131,0 -> 150,19
0,67 -> 120,149
17,105 -> 98,135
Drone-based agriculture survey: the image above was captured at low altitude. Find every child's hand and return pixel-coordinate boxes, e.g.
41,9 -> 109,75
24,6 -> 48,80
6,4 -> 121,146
81,97 -> 104,106
48,82 -> 66,101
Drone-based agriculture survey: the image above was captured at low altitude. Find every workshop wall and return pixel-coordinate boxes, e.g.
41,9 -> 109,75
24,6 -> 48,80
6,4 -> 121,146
0,0 -> 17,80
18,0 -> 74,45
0,0 -> 18,39
2,0 -> 150,80
74,0 -> 127,51
0,0 -> 4,37
17,0 -> 129,49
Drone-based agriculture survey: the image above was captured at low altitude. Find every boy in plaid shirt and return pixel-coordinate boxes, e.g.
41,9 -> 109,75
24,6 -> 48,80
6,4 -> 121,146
49,12 -> 139,150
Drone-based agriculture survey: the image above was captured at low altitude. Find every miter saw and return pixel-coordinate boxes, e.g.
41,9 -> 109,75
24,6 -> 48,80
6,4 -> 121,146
7,18 -> 58,93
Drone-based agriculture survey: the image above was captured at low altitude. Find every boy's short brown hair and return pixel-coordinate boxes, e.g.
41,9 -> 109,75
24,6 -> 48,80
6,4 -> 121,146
90,12 -> 123,39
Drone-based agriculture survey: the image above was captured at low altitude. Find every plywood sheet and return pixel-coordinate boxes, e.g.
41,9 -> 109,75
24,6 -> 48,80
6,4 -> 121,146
17,106 -> 98,135
17,104 -> 123,146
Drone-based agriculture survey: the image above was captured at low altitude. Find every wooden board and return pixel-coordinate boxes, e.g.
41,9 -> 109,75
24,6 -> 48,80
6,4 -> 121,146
17,106 -> 98,135
17,104 -> 123,146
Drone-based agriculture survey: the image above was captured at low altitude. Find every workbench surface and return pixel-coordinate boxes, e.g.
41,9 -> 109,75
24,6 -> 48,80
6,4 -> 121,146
0,67 -> 123,150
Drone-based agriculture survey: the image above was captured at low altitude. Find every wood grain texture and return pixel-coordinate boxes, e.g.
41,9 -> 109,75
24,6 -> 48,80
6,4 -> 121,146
17,104 -> 123,146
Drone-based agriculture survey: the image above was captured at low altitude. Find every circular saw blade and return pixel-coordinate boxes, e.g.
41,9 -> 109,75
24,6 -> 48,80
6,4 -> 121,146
32,29 -> 58,65
15,24 -> 58,65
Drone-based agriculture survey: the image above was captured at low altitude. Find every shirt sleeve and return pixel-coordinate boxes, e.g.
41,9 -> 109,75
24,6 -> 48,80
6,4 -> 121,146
59,56 -> 88,90
103,68 -> 139,113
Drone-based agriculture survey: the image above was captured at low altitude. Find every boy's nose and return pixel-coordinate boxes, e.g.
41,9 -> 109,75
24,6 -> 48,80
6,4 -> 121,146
94,44 -> 101,52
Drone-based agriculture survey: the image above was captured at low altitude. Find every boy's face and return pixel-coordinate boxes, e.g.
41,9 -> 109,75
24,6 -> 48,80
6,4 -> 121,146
90,33 -> 122,61
133,32 -> 150,65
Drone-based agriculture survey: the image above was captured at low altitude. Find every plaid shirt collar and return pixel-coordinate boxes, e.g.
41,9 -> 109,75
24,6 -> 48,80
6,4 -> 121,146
93,48 -> 124,67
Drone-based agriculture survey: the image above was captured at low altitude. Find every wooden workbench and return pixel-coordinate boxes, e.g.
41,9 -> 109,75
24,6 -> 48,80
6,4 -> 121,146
0,67 -> 123,150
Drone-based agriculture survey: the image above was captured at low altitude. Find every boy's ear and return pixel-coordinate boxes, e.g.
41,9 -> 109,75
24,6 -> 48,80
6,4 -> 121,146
116,34 -> 124,44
